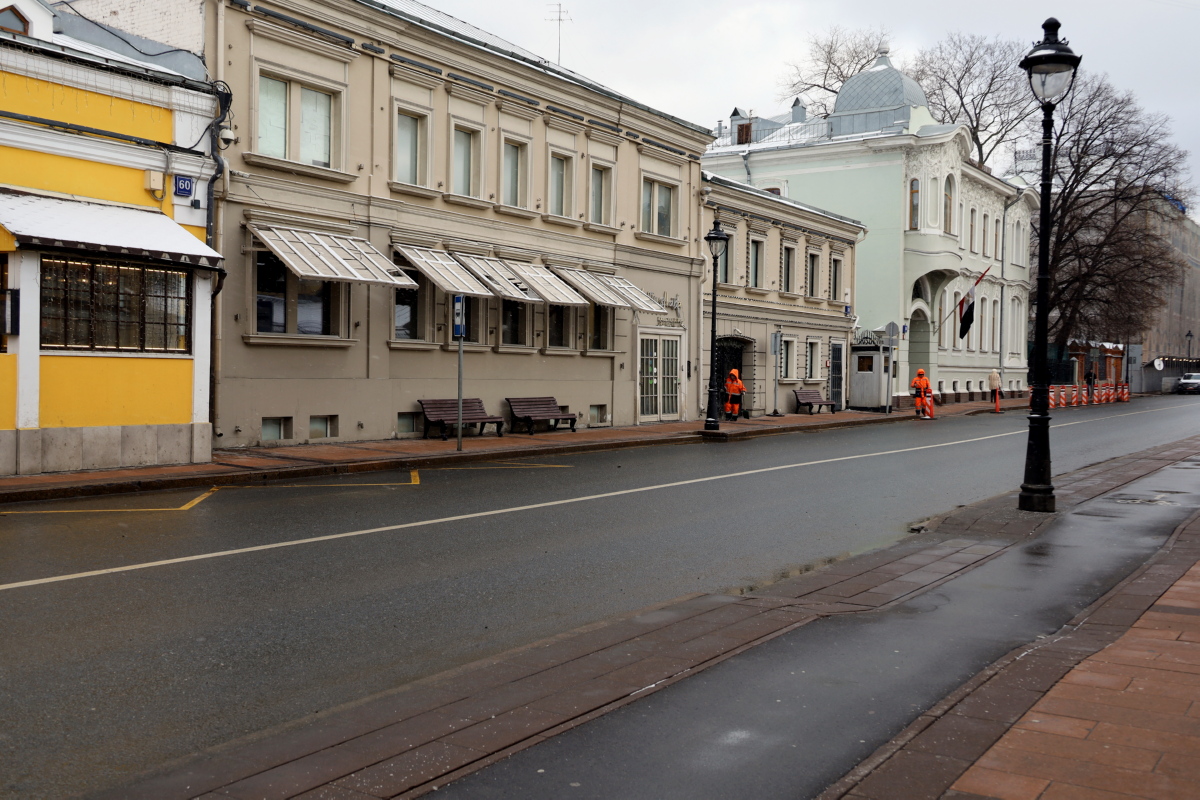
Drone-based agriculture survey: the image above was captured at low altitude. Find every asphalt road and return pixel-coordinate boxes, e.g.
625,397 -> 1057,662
1,396 -> 1198,798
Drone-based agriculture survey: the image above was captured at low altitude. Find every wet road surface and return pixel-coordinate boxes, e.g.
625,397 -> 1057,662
1,397 -> 1197,797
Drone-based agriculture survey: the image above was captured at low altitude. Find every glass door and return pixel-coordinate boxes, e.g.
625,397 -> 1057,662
639,334 -> 682,421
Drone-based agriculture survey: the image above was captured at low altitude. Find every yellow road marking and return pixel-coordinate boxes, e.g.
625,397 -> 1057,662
0,471 -> 421,516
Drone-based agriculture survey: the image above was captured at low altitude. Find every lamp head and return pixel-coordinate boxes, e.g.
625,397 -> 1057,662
704,219 -> 729,260
1019,18 -> 1082,105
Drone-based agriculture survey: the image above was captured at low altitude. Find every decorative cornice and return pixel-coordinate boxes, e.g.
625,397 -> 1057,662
545,116 -> 584,136
495,99 -> 542,121
444,81 -> 492,105
389,64 -> 443,90
0,118 -> 214,178
245,18 -> 359,63
242,152 -> 358,183
242,207 -> 356,235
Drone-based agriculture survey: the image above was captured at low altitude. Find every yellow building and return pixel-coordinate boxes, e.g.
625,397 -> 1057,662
0,0 -> 223,474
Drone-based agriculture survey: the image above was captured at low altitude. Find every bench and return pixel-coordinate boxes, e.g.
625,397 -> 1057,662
793,389 -> 836,415
507,396 -> 577,435
418,398 -> 504,440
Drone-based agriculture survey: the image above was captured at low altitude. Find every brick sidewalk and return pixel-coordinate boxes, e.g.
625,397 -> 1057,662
97,436 -> 1200,800
0,396 -> 1031,505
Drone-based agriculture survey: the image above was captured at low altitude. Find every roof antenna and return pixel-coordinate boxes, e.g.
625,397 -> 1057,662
545,3 -> 572,64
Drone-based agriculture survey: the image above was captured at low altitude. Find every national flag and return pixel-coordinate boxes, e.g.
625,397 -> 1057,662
958,286 -> 976,340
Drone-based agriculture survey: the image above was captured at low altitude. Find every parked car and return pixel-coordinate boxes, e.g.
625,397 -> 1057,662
1178,374 -> 1200,394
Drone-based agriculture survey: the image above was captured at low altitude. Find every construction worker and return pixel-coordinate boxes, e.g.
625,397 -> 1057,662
724,368 -> 746,421
910,369 -> 934,419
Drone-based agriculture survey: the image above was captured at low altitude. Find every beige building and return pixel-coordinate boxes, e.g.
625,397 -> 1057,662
701,173 -> 864,415
70,0 -> 714,444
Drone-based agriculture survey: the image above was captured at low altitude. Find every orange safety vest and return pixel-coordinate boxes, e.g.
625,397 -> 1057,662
910,376 -> 931,394
725,370 -> 746,396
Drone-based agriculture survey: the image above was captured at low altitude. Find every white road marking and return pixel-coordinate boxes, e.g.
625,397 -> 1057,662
2,402 -> 1195,593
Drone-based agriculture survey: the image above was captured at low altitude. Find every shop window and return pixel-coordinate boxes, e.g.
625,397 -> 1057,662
262,417 -> 292,441
501,298 -> 527,345
255,250 -> 342,337
309,415 -> 338,439
780,339 -> 796,378
40,256 -> 190,352
590,304 -> 612,350
453,295 -> 482,343
396,412 -> 418,434
547,304 -> 570,348
258,75 -> 337,168
857,355 -> 874,372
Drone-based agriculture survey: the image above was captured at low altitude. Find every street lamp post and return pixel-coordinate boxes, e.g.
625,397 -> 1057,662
1187,330 -> 1193,361
704,220 -> 730,431
1018,18 -> 1081,513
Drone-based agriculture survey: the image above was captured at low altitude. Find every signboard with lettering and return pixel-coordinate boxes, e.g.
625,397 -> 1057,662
174,175 -> 195,197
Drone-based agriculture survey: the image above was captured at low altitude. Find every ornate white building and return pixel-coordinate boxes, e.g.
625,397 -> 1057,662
705,49 -> 1036,406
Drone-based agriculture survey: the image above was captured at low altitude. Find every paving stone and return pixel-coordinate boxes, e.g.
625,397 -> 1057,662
603,656 -> 693,689
526,677 -> 640,717
439,707 -> 566,752
332,741 -> 482,798
987,656 -> 1075,694
950,764 -> 1049,800
852,750 -> 971,800
906,714 -> 1009,762
951,684 -> 1044,724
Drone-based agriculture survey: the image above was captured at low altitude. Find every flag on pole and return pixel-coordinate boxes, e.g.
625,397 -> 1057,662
958,286 -> 976,340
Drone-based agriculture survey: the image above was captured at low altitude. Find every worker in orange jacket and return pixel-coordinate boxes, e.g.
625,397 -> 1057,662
724,368 -> 746,421
910,369 -> 935,419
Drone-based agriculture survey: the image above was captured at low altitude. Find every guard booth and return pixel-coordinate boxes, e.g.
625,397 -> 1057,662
848,327 -> 897,411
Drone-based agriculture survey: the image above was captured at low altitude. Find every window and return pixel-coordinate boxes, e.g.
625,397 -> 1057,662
830,256 -> 842,301
749,240 -> 763,287
589,165 -> 611,224
938,291 -> 948,348
806,340 -> 820,379
452,127 -> 479,197
992,299 -> 1000,351
549,153 -> 572,217
943,176 -> 954,234
780,339 -> 795,378
782,247 -> 795,293
262,417 -> 292,441
807,252 -> 820,297
395,112 -> 423,185
590,304 -> 612,350
309,415 -> 338,439
979,298 -> 988,352
969,209 -> 978,252
717,243 -> 730,284
994,219 -> 1001,260
255,250 -> 342,336
641,179 -> 675,237
909,179 -> 920,230
457,295 -> 482,343
736,123 -> 752,145
393,270 -> 426,340
40,256 -> 190,352
0,5 -> 29,34
764,187 -> 782,196
952,291 -> 962,348
982,214 -> 990,257
547,304 -> 569,348
501,298 -> 527,345
502,141 -> 526,207
258,75 -> 335,168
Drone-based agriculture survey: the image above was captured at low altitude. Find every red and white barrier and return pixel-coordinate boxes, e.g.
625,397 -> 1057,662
1071,386 -> 1080,406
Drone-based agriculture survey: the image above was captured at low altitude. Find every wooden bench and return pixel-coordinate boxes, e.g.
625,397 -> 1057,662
418,398 -> 504,440
793,388 -> 836,415
507,396 -> 577,435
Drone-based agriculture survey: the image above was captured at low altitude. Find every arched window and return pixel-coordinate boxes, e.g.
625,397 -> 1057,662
0,5 -> 29,34
938,291 -> 948,348
992,299 -> 1000,351
943,176 -> 954,234
1011,298 -> 1023,353
982,214 -> 990,257
909,179 -> 920,230
969,209 -> 977,252
1015,222 -> 1023,265
994,219 -> 1001,261
979,297 -> 988,352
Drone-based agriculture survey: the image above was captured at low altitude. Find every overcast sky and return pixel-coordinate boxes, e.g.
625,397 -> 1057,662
426,0 -> 1198,203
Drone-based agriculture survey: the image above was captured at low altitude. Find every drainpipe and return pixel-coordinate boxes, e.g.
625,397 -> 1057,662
998,192 -> 1022,387
206,76 -> 232,430
741,150 -> 752,185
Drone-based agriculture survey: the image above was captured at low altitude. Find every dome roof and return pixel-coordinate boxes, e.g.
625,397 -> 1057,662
833,48 -> 927,114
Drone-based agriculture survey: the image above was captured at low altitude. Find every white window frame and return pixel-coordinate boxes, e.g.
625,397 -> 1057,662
588,159 -> 614,226
806,251 -> 821,298
640,175 -> 679,238
830,255 -> 843,301
749,239 -> 764,288
254,67 -> 345,170
805,338 -> 821,380
499,135 -> 531,209
393,101 -> 430,187
780,337 -> 797,379
450,121 -> 485,199
782,245 -> 796,294
547,148 -> 576,219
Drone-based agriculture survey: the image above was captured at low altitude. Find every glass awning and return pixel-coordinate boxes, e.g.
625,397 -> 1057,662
601,275 -> 667,313
551,268 -> 632,308
394,245 -> 493,297
249,225 -> 415,287
452,254 -> 539,302
505,262 -> 588,306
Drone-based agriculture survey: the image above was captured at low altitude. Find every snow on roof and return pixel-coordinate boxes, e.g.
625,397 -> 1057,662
0,189 -> 222,266
51,33 -> 186,77
702,170 -> 864,229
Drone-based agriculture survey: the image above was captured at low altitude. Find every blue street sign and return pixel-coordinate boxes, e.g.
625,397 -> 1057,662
452,295 -> 464,338
174,175 -> 195,197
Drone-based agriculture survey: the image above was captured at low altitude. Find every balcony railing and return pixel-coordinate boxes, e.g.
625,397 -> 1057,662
708,118 -> 831,150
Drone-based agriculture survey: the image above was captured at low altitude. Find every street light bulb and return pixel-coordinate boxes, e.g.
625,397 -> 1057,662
1029,68 -> 1075,104
704,220 -> 729,260
1019,18 -> 1082,106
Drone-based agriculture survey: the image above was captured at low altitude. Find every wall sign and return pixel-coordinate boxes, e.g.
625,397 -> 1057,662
174,175 -> 195,197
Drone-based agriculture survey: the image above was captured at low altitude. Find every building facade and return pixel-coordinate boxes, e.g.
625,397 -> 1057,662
704,49 -> 1036,407
700,172 -> 863,415
0,0 -> 222,475
70,0 -> 713,446
1139,210 -> 1200,390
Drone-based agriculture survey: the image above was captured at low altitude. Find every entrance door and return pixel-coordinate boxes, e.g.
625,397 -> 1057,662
639,335 -> 682,421
829,341 -> 844,410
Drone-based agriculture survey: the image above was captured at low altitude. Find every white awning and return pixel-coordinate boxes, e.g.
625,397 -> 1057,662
249,225 -> 415,287
602,275 -> 668,313
452,254 -> 537,302
505,262 -> 588,306
394,245 -> 493,297
0,188 -> 222,268
551,267 -> 632,308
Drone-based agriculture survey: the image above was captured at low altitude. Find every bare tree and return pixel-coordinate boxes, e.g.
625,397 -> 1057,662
909,34 -> 1036,167
1021,72 -> 1193,349
779,26 -> 889,117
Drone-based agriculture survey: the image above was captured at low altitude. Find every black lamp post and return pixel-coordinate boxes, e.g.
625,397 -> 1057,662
1187,330 -> 1193,360
1018,18 -> 1081,513
704,219 -> 730,430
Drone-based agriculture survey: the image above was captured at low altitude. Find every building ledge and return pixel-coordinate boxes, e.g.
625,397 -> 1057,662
242,152 -> 358,184
387,339 -> 439,350
243,334 -> 358,347
443,193 -> 492,210
633,231 -> 686,247
583,222 -> 620,236
582,349 -> 618,358
494,204 -> 538,219
745,286 -> 771,296
388,181 -> 440,199
494,344 -> 538,354
540,347 -> 580,356
440,342 -> 490,352
542,213 -> 583,228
